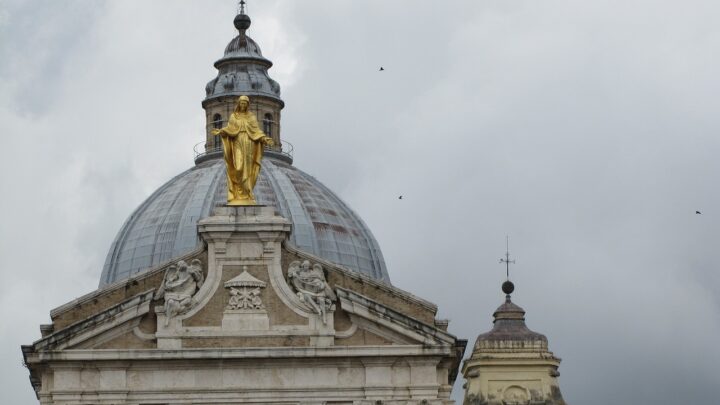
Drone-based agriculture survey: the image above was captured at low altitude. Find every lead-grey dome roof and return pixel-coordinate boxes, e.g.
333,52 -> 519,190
473,295 -> 548,351
100,156 -> 389,286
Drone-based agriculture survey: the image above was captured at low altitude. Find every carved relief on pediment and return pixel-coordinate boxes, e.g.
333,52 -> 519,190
154,259 -> 204,325
224,267 -> 267,310
221,266 -> 271,331
287,260 -> 336,324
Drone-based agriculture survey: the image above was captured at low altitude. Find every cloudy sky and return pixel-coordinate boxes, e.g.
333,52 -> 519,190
1,0 -> 719,403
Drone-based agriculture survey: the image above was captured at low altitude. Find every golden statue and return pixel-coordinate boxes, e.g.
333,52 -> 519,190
211,95 -> 274,205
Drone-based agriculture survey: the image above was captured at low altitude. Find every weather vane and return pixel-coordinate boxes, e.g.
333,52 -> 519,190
499,235 -> 515,280
238,0 -> 246,15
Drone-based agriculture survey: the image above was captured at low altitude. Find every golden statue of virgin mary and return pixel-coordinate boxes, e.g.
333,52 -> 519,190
211,95 -> 274,205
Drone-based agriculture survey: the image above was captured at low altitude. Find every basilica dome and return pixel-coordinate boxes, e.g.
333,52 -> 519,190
100,10 -> 389,286
100,153 -> 389,286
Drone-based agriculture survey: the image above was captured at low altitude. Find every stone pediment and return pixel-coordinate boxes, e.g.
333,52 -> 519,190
28,208 -> 456,354
27,283 -> 454,351
27,208 -> 457,353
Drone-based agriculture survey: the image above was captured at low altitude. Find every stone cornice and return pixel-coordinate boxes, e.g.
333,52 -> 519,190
24,345 -> 453,364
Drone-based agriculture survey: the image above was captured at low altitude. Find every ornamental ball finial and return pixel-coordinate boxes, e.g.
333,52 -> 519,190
502,280 -> 515,295
234,12 -> 251,31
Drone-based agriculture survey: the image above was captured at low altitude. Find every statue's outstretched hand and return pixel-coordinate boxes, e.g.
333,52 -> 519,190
211,129 -> 222,136
262,137 -> 275,147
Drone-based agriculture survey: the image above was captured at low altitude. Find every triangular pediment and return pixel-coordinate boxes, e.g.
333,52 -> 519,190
28,206 -> 458,354
29,240 -> 457,352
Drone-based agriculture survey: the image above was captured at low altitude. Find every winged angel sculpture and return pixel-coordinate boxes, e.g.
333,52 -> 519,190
155,259 -> 205,325
288,260 -> 336,324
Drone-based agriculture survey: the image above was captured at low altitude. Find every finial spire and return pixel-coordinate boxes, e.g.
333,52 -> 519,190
499,236 -> 516,299
234,0 -> 252,32
499,235 -> 515,280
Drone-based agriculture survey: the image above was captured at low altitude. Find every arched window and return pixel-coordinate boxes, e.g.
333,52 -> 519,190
263,113 -> 274,138
212,114 -> 223,149
212,113 -> 223,129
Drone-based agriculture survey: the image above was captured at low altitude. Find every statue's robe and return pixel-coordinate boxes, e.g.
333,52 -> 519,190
219,111 -> 266,202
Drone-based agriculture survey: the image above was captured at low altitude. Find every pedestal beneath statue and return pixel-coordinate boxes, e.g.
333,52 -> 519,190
199,205 -> 291,260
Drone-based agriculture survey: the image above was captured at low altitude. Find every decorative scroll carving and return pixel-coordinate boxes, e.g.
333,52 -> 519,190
224,267 -> 266,310
155,259 -> 204,325
288,260 -> 336,324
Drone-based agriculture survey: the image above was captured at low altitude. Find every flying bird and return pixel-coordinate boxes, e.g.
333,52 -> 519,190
379,67 -> 385,71
696,210 -> 702,214
398,195 -> 403,200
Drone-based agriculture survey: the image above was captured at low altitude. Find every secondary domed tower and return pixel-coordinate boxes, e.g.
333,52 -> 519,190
201,3 -> 284,155
462,279 -> 567,405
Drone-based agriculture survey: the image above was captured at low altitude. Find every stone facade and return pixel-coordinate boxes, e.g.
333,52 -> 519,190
23,206 -> 466,404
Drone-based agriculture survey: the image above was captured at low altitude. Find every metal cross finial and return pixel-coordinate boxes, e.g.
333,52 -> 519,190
239,0 -> 246,14
499,235 -> 515,279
